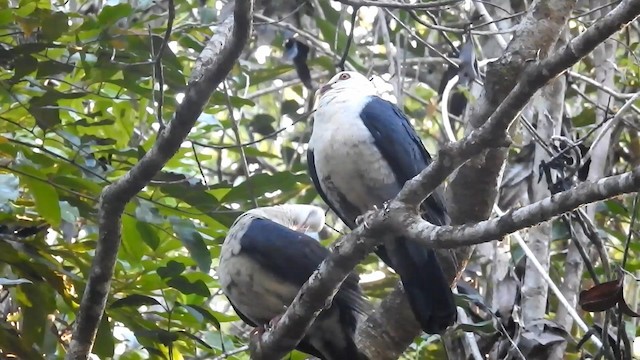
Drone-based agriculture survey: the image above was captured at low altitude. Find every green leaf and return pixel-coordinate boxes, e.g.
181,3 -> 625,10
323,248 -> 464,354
18,282 -> 56,347
222,171 -> 308,203
250,114 -> 277,136
170,217 -> 211,272
18,166 -> 62,227
121,215 -> 149,263
166,275 -> 210,297
94,314 -> 115,358
0,9 -> 14,25
605,199 -> 628,217
40,11 -> 68,42
210,92 -> 256,108
157,260 -> 186,279
160,181 -> 221,214
36,60 -> 75,78
29,94 -> 61,130
177,330 -> 213,349
97,3 -> 133,26
181,304 -> 221,329
111,294 -> 162,309
281,100 -> 301,115
12,55 -> 38,80
0,327 -> 43,360
135,220 -> 161,250
15,2 -> 37,17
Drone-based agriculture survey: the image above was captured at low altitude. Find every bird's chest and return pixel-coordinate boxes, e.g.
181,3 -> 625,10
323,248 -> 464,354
218,252 -> 297,324
311,119 -> 398,211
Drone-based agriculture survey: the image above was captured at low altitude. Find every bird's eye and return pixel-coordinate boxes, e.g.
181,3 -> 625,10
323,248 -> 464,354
339,73 -> 350,80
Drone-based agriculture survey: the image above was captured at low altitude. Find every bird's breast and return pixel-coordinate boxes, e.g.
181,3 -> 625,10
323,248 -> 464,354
218,253 -> 299,324
310,112 -> 399,213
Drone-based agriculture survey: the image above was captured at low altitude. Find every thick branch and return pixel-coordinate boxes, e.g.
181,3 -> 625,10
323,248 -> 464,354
64,4 -> 253,360
392,167 -> 640,247
252,0 -> 640,358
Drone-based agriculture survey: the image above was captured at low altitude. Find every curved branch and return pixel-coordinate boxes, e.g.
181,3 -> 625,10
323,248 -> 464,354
64,3 -> 253,359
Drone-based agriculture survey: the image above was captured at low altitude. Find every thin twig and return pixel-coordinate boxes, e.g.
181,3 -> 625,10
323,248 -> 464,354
337,6 -> 359,71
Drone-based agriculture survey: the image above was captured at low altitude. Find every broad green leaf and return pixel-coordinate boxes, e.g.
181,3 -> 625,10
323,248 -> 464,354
121,214 -> 151,263
222,171 -> 308,203
12,55 -> 38,80
177,330 -> 213,349
210,92 -> 255,108
181,304 -> 221,329
97,3 -> 133,25
18,166 -> 62,227
0,9 -> 13,25
157,260 -> 186,279
169,217 -> 211,272
17,281 -> 56,347
40,11 -> 68,41
94,314 -> 115,358
605,199 -> 629,217
36,60 -> 75,78
166,275 -> 210,297
111,294 -> 162,309
0,327 -> 43,360
15,2 -> 37,16
136,220 -> 161,250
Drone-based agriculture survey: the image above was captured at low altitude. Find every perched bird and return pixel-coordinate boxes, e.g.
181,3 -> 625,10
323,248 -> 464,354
218,204 -> 369,360
307,71 -> 457,334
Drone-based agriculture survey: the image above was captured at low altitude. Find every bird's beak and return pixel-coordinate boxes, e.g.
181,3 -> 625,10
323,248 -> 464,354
318,83 -> 332,95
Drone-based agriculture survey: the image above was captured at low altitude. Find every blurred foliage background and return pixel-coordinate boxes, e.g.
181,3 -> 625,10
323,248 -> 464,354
0,0 -> 638,358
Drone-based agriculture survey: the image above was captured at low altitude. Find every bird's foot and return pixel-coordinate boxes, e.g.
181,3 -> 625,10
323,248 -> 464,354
267,314 -> 283,330
356,205 -> 380,228
250,324 -> 267,339
355,214 -> 367,228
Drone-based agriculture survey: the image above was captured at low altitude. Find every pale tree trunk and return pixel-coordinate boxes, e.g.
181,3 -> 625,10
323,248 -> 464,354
467,3 -> 517,359
554,0 -> 618,350
514,74 -> 565,360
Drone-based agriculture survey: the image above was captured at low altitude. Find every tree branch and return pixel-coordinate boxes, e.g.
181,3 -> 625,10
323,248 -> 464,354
391,166 -> 640,247
64,3 -> 253,359
334,0 -> 462,9
251,0 -> 640,358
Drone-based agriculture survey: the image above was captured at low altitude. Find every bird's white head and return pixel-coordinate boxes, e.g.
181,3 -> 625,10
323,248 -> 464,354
315,71 -> 378,107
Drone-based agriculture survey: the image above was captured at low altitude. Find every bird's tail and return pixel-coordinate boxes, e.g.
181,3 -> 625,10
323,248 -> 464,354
381,237 -> 457,334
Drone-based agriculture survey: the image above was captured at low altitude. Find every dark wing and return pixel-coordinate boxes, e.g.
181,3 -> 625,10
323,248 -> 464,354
227,298 -> 257,327
359,96 -> 449,226
359,96 -> 456,333
241,217 -> 368,314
